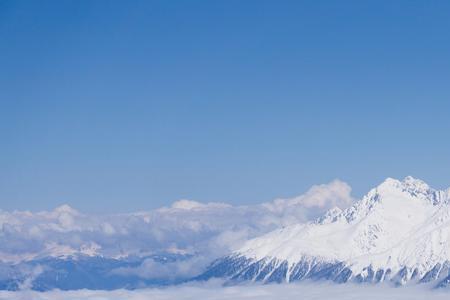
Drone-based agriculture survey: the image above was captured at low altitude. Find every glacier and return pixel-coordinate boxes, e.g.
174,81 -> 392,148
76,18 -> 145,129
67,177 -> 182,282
198,177 -> 450,288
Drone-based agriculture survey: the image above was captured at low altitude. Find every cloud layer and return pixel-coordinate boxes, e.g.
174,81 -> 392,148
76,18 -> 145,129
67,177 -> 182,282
0,180 -> 354,281
0,282 -> 448,300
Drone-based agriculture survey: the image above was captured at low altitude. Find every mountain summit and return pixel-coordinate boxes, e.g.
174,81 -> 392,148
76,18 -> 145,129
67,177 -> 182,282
198,177 -> 450,287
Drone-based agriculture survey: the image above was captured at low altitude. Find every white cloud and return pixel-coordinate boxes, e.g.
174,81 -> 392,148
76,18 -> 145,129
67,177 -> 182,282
0,282 -> 448,300
169,199 -> 231,210
111,256 -> 209,280
262,179 -> 354,223
0,180 -> 355,280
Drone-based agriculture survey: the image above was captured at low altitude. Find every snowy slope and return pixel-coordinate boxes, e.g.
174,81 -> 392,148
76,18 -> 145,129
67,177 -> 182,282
199,177 -> 450,287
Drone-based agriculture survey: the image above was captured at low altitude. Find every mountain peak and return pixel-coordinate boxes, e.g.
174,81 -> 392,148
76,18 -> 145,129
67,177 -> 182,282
402,175 -> 430,189
374,176 -> 433,199
378,176 -> 428,188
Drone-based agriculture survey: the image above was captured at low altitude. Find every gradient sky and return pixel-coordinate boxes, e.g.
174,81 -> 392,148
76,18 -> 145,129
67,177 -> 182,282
1,1 -> 450,212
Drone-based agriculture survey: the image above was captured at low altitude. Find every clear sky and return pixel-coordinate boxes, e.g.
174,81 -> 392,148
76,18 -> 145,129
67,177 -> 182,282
1,1 -> 450,212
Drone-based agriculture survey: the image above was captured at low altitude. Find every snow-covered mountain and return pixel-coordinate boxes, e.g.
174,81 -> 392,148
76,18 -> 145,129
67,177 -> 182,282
198,177 -> 450,288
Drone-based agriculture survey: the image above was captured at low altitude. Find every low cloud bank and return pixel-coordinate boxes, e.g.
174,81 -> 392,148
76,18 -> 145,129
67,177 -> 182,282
0,180 -> 354,281
0,281 -> 449,300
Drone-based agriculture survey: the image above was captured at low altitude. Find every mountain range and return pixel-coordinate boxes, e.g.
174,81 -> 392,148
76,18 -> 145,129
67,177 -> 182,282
3,176 -> 450,290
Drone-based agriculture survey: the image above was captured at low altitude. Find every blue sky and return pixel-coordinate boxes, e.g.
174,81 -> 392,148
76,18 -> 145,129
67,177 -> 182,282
1,1 -> 450,212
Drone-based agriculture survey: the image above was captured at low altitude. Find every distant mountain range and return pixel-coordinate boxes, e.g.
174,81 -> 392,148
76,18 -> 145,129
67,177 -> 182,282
198,177 -> 450,288
0,253 -> 191,291
3,177 -> 450,290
